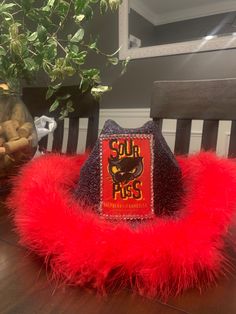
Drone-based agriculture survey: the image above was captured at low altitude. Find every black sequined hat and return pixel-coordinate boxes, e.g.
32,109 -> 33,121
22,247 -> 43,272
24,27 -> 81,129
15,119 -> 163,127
75,119 -> 183,217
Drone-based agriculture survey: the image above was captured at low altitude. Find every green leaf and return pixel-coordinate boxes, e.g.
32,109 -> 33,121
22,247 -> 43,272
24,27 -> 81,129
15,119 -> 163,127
92,85 -> 112,93
46,87 -> 54,100
4,12 -> 13,22
66,100 -> 75,113
64,66 -> 75,76
74,14 -> 85,23
42,60 -> 51,74
100,0 -> 108,14
55,57 -> 64,68
83,5 -> 93,19
80,78 -> 90,93
82,68 -> 101,83
43,38 -> 57,60
71,50 -> 87,65
52,82 -> 62,90
10,40 -> 22,56
9,23 -> 20,38
49,99 -> 60,112
108,0 -> 121,11
108,57 -> 118,65
69,44 -> 79,54
58,93 -> 71,100
42,0 -> 56,12
0,46 -> 6,56
50,68 -> 62,81
24,58 -> 37,72
0,34 -> 9,45
48,0 -> 56,6
89,41 -> 97,50
55,1 -> 70,17
28,32 -> 37,42
0,3 -> 16,14
91,84 -> 112,98
71,28 -> 84,43
74,0 -> 87,14
37,25 -> 47,43
46,83 -> 61,100
59,108 -> 68,119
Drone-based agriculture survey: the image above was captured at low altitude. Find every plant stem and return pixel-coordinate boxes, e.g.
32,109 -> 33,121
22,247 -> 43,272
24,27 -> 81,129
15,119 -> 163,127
12,9 -> 23,16
54,38 -> 67,54
53,0 -> 72,36
28,49 -> 37,56
12,1 -> 21,8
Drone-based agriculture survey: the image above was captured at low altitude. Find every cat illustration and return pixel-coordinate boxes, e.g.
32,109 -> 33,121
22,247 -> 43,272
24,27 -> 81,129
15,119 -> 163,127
108,156 -> 143,184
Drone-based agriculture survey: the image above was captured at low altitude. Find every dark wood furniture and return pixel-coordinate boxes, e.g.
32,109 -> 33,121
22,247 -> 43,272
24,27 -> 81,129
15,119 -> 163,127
151,79 -> 236,157
22,86 -> 100,153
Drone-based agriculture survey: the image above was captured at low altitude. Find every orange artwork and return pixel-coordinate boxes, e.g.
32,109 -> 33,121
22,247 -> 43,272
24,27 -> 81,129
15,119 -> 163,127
100,134 -> 154,219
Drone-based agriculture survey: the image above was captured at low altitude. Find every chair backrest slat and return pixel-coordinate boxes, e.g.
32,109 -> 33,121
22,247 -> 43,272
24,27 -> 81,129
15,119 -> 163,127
86,113 -> 99,150
23,86 -> 99,153
201,120 -> 219,151
151,79 -> 236,120
228,120 -> 236,158
39,135 -> 48,152
52,119 -> 64,152
67,118 -> 80,154
174,119 -> 192,155
150,79 -> 236,157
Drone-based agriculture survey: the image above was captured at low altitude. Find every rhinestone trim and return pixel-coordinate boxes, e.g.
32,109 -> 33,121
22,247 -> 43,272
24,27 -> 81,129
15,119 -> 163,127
99,133 -> 154,220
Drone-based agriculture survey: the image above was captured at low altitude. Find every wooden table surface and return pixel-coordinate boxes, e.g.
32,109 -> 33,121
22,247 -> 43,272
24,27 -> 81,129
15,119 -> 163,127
1,202 -> 236,314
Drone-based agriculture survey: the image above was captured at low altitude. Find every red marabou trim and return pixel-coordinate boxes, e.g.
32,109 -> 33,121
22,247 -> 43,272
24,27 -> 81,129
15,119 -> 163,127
8,152 -> 236,299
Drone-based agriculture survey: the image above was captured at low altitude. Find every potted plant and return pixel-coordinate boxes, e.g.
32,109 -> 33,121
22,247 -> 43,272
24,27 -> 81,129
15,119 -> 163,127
0,0 -> 127,190
0,0 -> 127,115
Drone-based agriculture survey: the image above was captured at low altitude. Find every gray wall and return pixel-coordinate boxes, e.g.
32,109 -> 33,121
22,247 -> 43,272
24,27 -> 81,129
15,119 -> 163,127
129,9 -> 156,47
89,10 -> 236,109
152,11 -> 236,45
129,10 -> 236,46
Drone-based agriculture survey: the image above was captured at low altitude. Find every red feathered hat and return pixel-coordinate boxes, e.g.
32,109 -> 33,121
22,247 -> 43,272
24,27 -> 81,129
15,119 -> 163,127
8,120 -> 236,300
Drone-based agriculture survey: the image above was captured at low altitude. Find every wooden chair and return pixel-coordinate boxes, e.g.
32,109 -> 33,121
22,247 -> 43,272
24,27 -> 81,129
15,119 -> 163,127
150,79 -> 236,157
22,86 -> 99,153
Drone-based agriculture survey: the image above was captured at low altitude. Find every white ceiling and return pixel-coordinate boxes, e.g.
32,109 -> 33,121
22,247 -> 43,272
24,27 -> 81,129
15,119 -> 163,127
130,0 -> 236,25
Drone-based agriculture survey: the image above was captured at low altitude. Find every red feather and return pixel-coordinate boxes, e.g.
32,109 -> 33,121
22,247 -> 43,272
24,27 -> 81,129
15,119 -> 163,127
8,152 -> 236,299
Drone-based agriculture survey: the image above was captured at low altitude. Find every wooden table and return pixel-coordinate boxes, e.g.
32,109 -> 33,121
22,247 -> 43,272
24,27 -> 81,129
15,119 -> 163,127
1,202 -> 236,314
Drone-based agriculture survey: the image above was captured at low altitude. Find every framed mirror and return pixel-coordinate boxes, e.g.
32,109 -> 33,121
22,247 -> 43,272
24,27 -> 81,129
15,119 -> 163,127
119,0 -> 236,59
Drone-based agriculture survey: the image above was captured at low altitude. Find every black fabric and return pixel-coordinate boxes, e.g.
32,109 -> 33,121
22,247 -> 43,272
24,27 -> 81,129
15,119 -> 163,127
75,119 -> 184,216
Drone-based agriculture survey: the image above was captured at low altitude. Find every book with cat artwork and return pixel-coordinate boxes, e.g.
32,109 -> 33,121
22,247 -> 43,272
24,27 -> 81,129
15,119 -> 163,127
100,134 -> 154,219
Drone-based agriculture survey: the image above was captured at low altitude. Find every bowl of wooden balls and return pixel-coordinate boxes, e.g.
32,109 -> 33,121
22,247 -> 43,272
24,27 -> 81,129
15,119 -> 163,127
0,84 -> 38,194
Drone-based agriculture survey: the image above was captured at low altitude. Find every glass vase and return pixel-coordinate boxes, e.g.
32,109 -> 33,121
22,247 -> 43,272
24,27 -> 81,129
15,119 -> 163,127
0,91 -> 38,193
